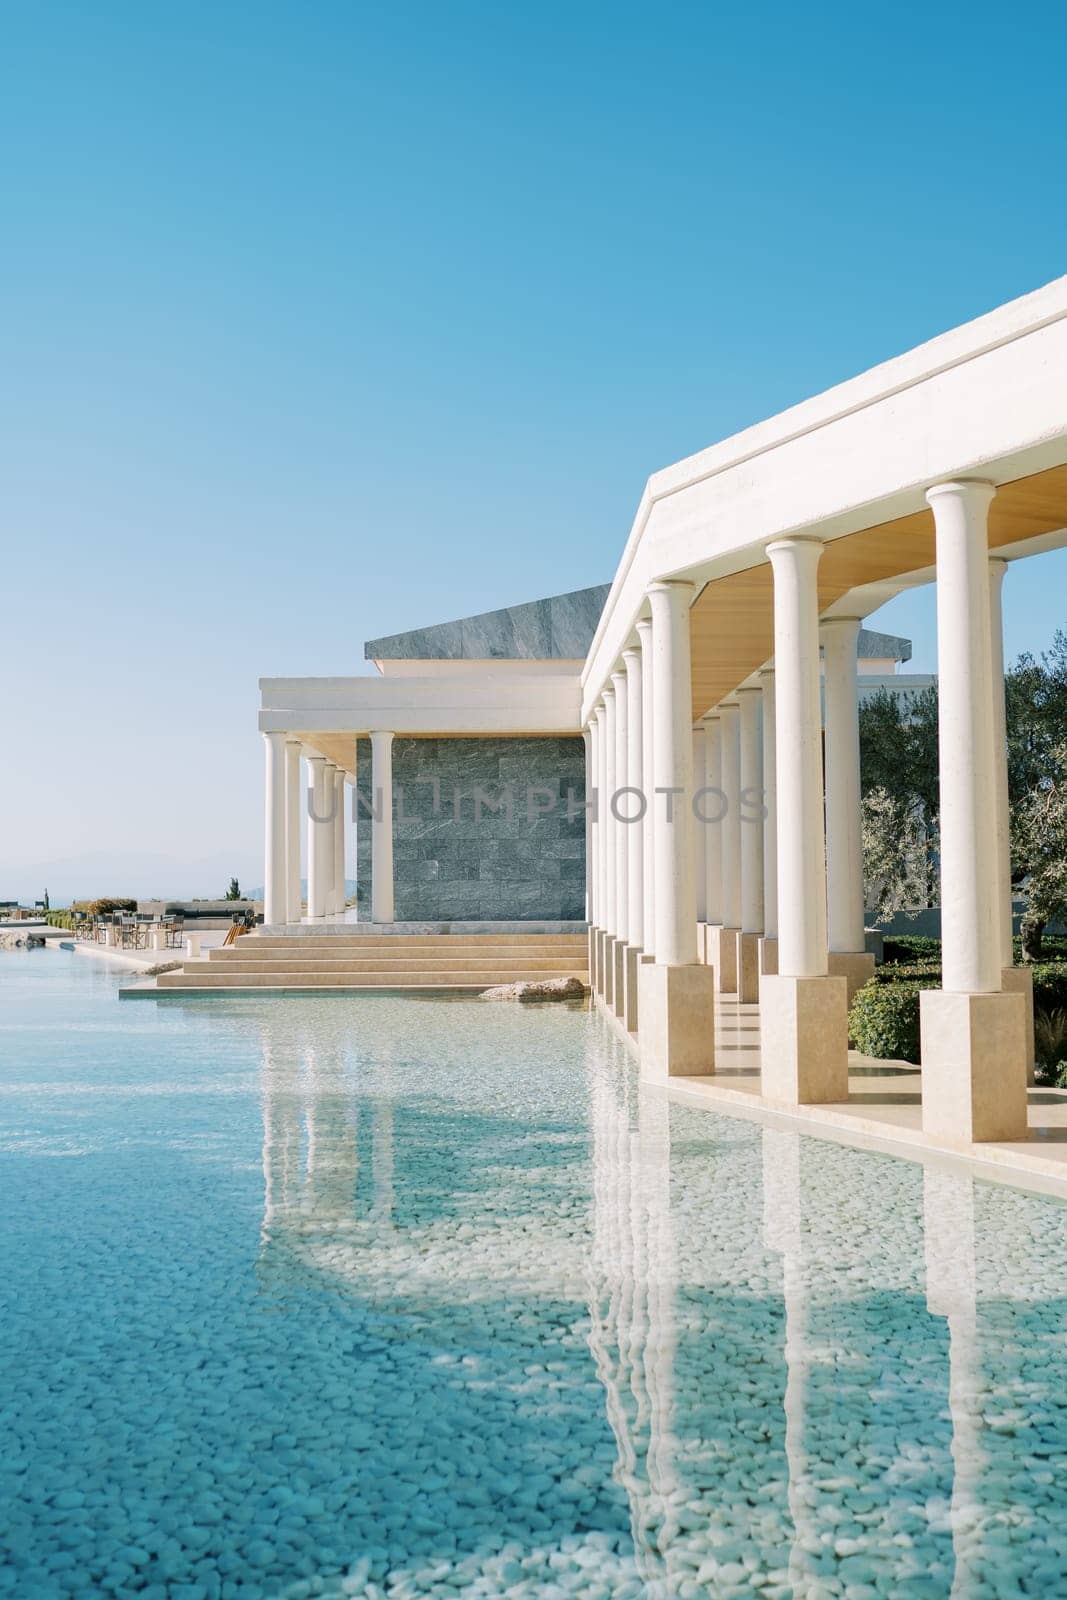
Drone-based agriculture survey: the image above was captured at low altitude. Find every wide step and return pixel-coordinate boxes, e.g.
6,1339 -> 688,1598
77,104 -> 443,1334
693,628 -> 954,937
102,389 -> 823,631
156,931 -> 590,995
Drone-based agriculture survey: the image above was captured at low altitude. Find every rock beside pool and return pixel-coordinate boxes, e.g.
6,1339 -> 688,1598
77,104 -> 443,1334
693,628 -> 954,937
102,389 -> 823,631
481,976 -> 587,1002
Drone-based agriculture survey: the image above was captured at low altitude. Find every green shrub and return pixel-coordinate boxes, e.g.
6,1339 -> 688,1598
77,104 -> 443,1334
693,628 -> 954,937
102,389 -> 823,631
45,910 -> 74,929
881,935 -> 942,964
851,959 -> 1067,1067
871,960 -> 942,985
1034,1008 -> 1067,1086
849,981 -> 924,1063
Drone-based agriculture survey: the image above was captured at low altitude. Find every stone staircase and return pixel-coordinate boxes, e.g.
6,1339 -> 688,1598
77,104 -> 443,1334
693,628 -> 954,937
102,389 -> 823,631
154,931 -> 590,993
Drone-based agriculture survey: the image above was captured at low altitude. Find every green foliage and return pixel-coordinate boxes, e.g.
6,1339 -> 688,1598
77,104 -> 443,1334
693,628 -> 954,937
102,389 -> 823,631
849,981 -> 924,1064
881,935 -> 942,965
851,958 -> 1067,1067
1034,1008 -> 1067,1086
225,877 -> 242,901
859,689 -> 940,914
45,910 -> 74,929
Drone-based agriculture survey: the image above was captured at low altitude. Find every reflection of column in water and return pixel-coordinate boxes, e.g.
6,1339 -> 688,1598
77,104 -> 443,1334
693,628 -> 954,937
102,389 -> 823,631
370,1052 -> 395,1226
301,1041 -> 359,1223
761,1127 -> 815,1598
637,1087 -> 679,1573
260,1028 -> 303,1248
923,1167 -> 982,1599
586,1064 -> 670,1593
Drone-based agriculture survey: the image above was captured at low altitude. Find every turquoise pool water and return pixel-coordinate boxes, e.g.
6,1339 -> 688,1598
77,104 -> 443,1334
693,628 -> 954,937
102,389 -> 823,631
3,951 -> 1067,1600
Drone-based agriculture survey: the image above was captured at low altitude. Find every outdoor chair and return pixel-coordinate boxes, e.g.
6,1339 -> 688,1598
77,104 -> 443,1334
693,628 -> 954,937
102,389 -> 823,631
164,913 -> 185,949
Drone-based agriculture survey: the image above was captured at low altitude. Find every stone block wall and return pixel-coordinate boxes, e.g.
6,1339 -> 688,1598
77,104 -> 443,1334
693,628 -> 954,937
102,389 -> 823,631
355,736 -> 586,921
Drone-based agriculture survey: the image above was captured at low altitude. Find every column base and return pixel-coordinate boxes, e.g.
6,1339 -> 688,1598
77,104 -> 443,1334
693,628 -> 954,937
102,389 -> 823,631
758,936 -> 778,977
828,950 -> 876,1005
623,944 -> 643,1033
612,939 -> 628,1021
595,929 -> 608,995
602,934 -> 616,1006
738,932 -> 761,1003
760,974 -> 849,1106
707,926 -> 739,994
1001,966 -> 1036,1086
920,989 -> 1028,1144
637,962 -> 716,1080
588,926 -> 599,992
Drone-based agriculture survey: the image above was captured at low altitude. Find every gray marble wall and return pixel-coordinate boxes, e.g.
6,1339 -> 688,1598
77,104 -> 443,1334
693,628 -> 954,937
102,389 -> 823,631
355,736 -> 586,921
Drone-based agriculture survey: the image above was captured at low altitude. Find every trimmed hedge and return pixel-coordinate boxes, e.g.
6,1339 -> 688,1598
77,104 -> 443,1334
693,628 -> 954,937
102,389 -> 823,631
45,910 -> 75,929
849,982 -> 924,1063
849,958 -> 1067,1065
881,935 -> 943,965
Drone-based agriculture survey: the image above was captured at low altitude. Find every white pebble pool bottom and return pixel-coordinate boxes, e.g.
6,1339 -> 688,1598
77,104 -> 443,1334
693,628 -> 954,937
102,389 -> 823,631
2,951 -> 1067,1600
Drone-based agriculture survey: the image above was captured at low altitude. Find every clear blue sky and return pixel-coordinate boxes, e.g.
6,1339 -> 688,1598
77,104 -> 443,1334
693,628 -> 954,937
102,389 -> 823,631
3,0 -> 1066,901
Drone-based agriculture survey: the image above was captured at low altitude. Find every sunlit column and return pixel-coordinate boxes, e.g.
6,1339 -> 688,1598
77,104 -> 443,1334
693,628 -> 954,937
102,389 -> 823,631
921,483 -> 1026,1140
333,767 -> 346,915
648,582 -> 697,965
612,666 -> 630,950
760,668 -> 778,961
263,731 -> 287,926
702,713 -> 722,927
761,538 -> 848,1103
306,754 -> 330,920
989,559 -> 1034,1078
285,739 -> 303,924
636,618 -> 656,958
370,730 -> 395,923
624,646 -> 645,948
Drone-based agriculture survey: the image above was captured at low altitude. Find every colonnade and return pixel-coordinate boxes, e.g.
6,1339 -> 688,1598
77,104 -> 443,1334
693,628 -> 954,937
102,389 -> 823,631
588,481 -> 1029,1145
263,726 -> 403,925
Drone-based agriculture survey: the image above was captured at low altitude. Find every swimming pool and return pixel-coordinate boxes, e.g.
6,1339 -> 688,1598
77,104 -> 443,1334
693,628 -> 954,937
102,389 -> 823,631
3,950 -> 1066,1599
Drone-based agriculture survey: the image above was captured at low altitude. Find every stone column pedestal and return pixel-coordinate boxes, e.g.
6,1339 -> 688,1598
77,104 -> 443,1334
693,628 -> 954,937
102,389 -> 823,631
709,925 -> 739,994
920,989 -> 1028,1144
588,927 -> 600,992
638,961 -> 715,1078
758,936 -> 778,977
623,944 -> 642,1033
827,950 -> 876,1005
1001,966 -> 1036,1086
760,974 -> 849,1105
737,932 -> 760,1003
612,939 -> 628,1021
602,934 -> 617,1006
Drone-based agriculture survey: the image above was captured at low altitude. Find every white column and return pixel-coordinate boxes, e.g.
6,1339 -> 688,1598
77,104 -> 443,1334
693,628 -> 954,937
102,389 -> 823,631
624,646 -> 645,949
603,687 -> 618,938
702,714 -> 722,924
760,669 -> 777,940
322,763 -> 337,914
719,703 -> 741,930
333,767 -> 346,915
612,667 -> 630,946
263,731 -> 287,926
370,730 -> 395,924
928,483 -> 1001,994
692,726 -> 707,924
636,618 -> 655,958
761,539 -> 847,1106
988,560 -> 1014,969
595,702 -> 608,929
284,739 -> 302,924
648,581 -> 697,967
584,726 -> 595,924
738,687 -> 764,935
767,540 -> 829,978
822,618 -> 865,955
306,754 -> 330,920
